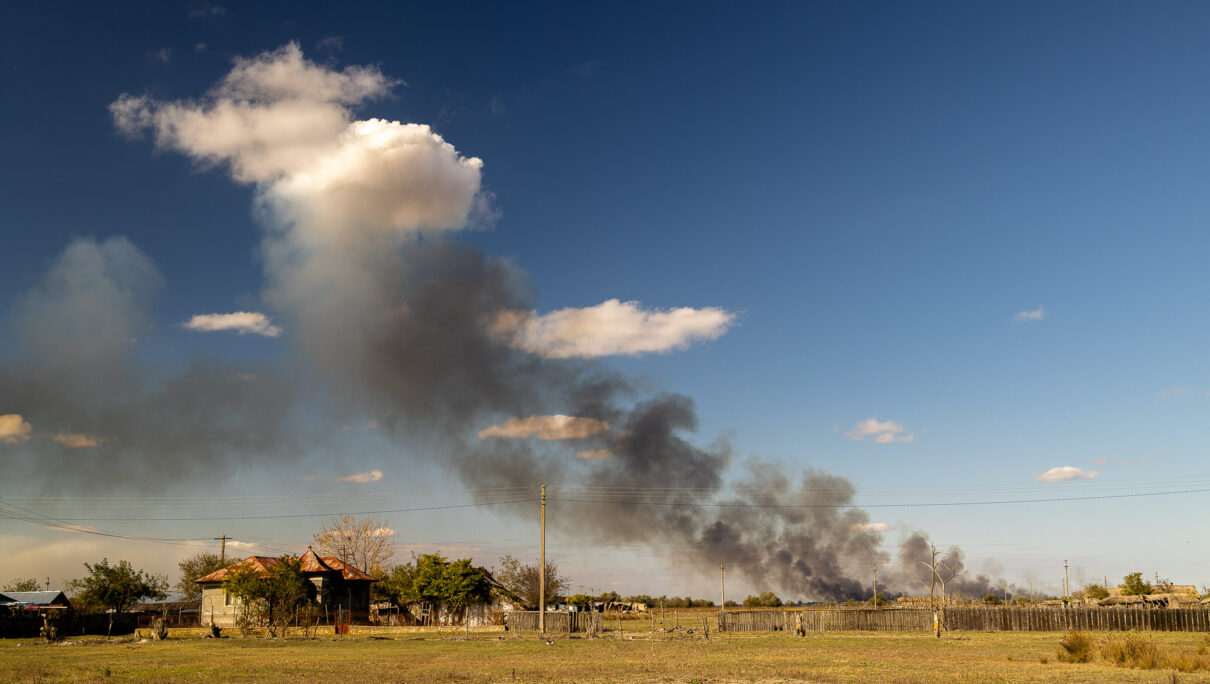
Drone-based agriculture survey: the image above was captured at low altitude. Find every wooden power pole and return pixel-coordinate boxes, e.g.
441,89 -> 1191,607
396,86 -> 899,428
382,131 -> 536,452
720,564 -> 725,611
872,564 -> 878,608
539,484 -> 546,634
929,545 -> 937,608
214,535 -> 229,564
1063,560 -> 1070,601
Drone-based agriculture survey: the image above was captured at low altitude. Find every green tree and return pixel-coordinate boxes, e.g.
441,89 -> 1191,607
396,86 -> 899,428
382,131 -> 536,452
982,593 -> 1002,605
495,555 -> 569,609
71,559 -> 166,613
1083,583 -> 1109,600
567,593 -> 593,609
405,553 -> 452,605
374,562 -> 417,607
69,559 -> 166,636
1120,572 -> 1153,596
2,578 -> 40,592
222,557 -> 308,637
434,559 -> 491,611
176,552 -> 235,601
743,591 -> 782,608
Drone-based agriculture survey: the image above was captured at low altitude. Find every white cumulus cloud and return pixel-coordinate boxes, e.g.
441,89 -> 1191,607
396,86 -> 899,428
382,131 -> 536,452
338,469 -> 384,483
1014,306 -> 1046,322
184,311 -> 283,337
490,299 -> 736,359
850,522 -> 890,532
1035,466 -> 1098,483
0,414 -> 33,444
49,433 -> 104,448
844,418 -> 916,444
478,415 -> 610,440
110,42 -> 484,241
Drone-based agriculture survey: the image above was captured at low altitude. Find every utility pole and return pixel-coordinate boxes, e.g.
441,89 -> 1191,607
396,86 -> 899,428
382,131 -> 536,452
1063,560 -> 1070,602
214,535 -> 229,564
45,577 -> 50,591
720,564 -> 725,611
1003,579 -> 1007,604
928,545 -> 937,608
872,564 -> 878,608
539,484 -> 546,634
1029,580 -> 1033,602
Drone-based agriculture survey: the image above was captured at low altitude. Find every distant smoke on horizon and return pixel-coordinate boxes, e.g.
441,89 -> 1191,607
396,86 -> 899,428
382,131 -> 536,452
0,44 -> 1004,602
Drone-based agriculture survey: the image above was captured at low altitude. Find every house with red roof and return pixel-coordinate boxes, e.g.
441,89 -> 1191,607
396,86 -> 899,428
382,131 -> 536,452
197,546 -> 376,627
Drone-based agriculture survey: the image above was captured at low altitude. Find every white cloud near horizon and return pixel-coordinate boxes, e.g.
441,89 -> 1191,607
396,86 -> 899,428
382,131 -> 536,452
1014,306 -> 1046,322
184,311 -> 283,337
49,433 -> 103,448
844,418 -> 916,444
851,522 -> 890,532
478,415 -> 610,440
0,414 -> 33,443
338,469 -> 383,483
1035,466 -> 1098,483
490,299 -> 736,359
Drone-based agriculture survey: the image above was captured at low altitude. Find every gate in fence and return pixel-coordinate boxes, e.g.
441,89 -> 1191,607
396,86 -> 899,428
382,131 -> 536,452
718,606 -> 1210,633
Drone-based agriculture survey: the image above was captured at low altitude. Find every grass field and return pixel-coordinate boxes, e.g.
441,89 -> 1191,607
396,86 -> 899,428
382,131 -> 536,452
4,626 -> 1210,683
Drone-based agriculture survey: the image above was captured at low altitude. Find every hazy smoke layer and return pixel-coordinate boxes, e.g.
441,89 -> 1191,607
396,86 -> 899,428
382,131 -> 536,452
0,45 -> 1004,601
0,237 -> 301,489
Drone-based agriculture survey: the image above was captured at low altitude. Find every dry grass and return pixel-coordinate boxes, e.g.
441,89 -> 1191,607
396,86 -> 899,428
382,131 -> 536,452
1098,632 -> 1209,673
4,629 -> 1210,682
1053,630 -> 1210,674
1057,629 -> 1095,662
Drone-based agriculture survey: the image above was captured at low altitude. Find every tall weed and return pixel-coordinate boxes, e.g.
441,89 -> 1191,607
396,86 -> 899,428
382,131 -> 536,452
1056,630 -> 1094,663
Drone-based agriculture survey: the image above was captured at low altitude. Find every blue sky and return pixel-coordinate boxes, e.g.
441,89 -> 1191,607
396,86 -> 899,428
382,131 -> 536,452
2,1 -> 1210,599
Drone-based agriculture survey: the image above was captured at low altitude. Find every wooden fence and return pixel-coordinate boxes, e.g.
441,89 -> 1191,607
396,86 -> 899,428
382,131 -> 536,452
503,611 -> 603,633
946,606 -> 1210,632
718,607 -> 1210,633
0,613 -> 138,639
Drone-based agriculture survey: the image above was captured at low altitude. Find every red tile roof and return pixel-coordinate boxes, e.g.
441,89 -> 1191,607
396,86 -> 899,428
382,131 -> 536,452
195,548 -> 377,584
195,556 -> 285,583
319,556 -> 377,582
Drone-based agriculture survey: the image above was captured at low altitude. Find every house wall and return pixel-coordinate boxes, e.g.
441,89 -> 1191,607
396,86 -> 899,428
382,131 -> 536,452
199,584 -> 241,627
198,579 -> 373,626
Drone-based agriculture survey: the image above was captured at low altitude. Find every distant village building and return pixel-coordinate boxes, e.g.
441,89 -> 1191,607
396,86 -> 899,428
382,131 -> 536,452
196,547 -> 375,627
0,591 -> 72,611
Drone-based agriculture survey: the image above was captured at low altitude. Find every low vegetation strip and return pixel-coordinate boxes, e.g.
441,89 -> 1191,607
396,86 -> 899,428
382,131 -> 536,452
1058,629 -> 1210,672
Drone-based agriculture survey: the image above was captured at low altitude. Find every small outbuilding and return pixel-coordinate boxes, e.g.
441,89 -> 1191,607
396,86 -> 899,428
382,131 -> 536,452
0,591 -> 72,611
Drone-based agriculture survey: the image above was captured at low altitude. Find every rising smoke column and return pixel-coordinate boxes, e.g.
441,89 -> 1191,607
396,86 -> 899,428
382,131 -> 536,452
0,43 -> 1003,601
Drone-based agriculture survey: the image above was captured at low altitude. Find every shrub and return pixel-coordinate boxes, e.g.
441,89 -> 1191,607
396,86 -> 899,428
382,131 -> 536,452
1100,632 -> 1163,669
1056,630 -> 1094,663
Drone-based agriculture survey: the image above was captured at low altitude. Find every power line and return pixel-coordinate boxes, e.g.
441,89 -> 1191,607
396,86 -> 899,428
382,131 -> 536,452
28,497 -> 533,522
548,486 -> 1210,509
